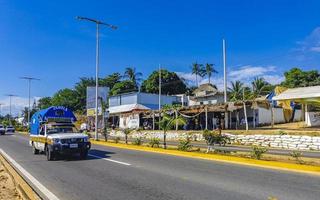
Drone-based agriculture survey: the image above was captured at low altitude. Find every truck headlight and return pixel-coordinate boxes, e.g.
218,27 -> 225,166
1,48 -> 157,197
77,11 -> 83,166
83,137 -> 89,142
52,138 -> 60,144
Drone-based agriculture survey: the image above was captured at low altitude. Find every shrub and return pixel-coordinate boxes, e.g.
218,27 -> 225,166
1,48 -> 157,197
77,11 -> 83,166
114,137 -> 121,143
202,129 -> 230,146
149,138 -> 160,148
290,150 -> 304,164
133,137 -> 143,146
178,137 -> 193,151
251,145 -> 268,160
277,130 -> 287,135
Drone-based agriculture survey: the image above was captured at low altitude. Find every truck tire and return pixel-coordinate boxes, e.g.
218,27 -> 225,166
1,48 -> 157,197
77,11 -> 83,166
46,146 -> 55,161
32,144 -> 39,155
80,150 -> 88,160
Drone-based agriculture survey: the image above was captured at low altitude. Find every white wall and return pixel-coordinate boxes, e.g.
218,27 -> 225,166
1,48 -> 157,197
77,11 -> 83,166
119,113 -> 140,129
305,112 -> 320,127
257,107 -> 301,125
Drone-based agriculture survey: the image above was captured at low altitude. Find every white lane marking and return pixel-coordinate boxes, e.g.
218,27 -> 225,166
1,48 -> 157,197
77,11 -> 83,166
88,154 -> 131,166
0,148 -> 60,200
11,135 -> 17,137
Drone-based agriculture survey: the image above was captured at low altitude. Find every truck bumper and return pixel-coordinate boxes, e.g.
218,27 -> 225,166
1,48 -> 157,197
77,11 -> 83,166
50,142 -> 91,155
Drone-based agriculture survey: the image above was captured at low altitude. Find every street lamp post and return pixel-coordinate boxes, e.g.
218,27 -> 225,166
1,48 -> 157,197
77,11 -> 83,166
5,94 -> 18,124
20,77 -> 40,130
77,16 -> 117,140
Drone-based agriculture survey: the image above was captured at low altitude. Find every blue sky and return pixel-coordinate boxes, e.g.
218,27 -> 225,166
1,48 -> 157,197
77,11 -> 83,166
1,0 -> 320,115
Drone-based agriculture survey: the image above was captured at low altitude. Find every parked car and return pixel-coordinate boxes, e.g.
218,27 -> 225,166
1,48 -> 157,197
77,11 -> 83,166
0,124 -> 5,135
5,126 -> 15,133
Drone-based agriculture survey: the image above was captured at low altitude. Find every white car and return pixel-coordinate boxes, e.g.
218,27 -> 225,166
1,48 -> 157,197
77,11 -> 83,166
0,124 -> 5,135
5,126 -> 15,133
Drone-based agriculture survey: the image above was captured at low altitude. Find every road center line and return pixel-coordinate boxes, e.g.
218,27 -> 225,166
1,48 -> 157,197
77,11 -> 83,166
0,148 -> 60,200
88,154 -> 131,166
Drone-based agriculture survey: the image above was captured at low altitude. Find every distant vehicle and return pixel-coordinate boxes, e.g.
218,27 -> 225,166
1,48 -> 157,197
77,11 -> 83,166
29,106 -> 91,161
5,126 -> 15,133
0,124 -> 5,135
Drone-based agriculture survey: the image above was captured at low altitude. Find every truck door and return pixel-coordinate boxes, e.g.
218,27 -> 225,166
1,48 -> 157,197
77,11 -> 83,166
36,125 -> 46,151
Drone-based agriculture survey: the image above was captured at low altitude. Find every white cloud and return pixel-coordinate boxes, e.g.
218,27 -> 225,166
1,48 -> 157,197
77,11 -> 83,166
176,65 -> 283,91
297,27 -> 320,53
0,96 -> 40,117
229,65 -> 276,80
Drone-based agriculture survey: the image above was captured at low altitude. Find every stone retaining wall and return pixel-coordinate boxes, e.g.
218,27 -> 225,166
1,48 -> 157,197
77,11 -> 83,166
109,130 -> 320,151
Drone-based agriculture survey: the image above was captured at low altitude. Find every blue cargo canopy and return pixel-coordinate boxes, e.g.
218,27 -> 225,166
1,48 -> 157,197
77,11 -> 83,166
30,106 -> 77,135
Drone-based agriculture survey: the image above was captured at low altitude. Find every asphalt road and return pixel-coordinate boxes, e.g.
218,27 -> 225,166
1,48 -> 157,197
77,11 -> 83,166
0,133 -> 319,200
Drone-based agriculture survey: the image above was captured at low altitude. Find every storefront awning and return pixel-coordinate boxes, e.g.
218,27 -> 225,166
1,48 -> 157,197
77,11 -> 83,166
108,104 -> 151,115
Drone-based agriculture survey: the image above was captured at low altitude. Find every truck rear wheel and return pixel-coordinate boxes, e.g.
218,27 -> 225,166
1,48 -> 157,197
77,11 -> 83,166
46,146 -> 55,161
32,143 -> 39,154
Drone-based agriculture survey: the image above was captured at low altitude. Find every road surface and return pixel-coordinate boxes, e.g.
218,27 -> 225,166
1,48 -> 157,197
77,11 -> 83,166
0,133 -> 319,200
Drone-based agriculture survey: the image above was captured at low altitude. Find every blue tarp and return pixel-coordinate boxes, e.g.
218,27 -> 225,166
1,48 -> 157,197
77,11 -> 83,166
30,106 -> 77,135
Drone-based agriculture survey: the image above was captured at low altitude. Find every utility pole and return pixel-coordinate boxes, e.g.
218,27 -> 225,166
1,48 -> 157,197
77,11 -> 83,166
20,77 -> 40,131
223,39 -> 229,129
223,39 -> 227,103
77,16 -> 117,141
5,94 -> 17,124
158,64 -> 162,130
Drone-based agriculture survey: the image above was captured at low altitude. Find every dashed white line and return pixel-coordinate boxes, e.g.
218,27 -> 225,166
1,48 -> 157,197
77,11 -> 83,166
88,154 -> 131,166
0,148 -> 60,200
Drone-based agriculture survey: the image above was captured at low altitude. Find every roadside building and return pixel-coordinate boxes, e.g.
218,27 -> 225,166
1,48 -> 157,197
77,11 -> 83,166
108,92 -> 183,129
273,85 -> 320,127
189,83 -> 224,106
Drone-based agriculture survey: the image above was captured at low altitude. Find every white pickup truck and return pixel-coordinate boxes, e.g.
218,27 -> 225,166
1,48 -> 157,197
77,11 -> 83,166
29,106 -> 91,161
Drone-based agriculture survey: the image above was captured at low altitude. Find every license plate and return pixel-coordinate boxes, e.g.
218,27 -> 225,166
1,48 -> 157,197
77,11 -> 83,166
69,143 -> 78,148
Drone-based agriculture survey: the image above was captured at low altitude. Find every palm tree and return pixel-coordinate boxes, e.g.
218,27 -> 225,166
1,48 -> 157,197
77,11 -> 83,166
251,77 -> 272,98
191,62 -> 205,86
205,63 -> 218,84
159,113 -> 186,149
228,81 -> 244,101
124,67 -> 143,88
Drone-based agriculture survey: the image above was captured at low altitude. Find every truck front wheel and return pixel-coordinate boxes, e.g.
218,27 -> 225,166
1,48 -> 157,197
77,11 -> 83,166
80,150 -> 88,160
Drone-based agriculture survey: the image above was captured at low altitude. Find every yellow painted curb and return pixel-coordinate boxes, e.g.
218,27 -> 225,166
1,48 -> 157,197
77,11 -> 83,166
91,140 -> 320,176
0,152 -> 41,200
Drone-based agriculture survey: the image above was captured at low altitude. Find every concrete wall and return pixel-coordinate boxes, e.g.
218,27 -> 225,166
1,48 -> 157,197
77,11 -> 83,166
257,107 -> 301,125
306,112 -> 320,127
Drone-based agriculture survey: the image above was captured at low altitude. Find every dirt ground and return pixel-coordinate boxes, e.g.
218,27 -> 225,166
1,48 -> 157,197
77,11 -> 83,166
0,163 -> 21,200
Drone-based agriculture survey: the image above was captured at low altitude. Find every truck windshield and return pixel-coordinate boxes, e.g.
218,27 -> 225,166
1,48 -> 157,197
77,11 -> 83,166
47,126 -> 78,134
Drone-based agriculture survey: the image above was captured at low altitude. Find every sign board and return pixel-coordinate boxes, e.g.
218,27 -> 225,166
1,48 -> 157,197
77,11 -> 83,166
86,87 -> 109,116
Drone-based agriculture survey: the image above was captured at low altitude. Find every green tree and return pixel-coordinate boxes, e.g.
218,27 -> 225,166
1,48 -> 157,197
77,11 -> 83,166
191,62 -> 205,86
281,67 -> 320,88
228,81 -> 244,101
123,67 -> 142,87
110,80 -> 137,95
51,88 -> 78,110
251,77 -> 273,98
22,107 -> 37,123
37,97 -> 52,109
158,113 -> 186,149
141,69 -> 187,95
205,63 -> 218,84
101,73 -> 122,90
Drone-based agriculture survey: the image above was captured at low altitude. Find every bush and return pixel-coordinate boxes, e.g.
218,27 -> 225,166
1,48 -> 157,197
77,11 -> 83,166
251,145 -> 268,160
114,137 -> 121,143
178,137 -> 193,151
149,138 -> 160,148
133,137 -> 143,146
290,150 -> 304,164
202,130 -> 230,146
277,130 -> 287,135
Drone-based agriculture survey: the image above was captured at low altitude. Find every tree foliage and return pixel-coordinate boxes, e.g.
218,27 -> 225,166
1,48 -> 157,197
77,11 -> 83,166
123,67 -> 142,87
281,67 -> 320,88
141,69 -> 187,95
37,97 -> 52,109
191,62 -> 205,86
51,88 -> 78,111
110,80 -> 137,96
205,63 -> 218,84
